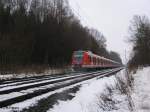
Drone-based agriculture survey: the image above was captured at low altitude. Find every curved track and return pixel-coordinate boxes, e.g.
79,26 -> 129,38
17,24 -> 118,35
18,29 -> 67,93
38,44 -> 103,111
0,68 -> 122,108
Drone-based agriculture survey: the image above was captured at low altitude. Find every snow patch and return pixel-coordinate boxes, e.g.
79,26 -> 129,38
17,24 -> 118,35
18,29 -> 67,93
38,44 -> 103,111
1,74 -> 101,111
48,73 -> 117,112
48,69 -> 134,112
132,67 -> 150,112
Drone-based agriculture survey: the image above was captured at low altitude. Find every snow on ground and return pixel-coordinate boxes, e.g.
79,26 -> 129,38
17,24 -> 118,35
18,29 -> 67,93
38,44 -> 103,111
0,73 -> 103,112
48,67 -> 150,112
3,67 -> 150,112
48,70 -> 129,112
0,74 -> 81,92
132,67 -> 150,112
0,83 -> 82,112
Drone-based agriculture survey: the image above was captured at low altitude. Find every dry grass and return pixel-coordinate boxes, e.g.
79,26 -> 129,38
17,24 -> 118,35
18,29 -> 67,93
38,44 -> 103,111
96,85 -> 118,111
116,68 -> 134,111
97,68 -> 135,111
0,64 -> 69,75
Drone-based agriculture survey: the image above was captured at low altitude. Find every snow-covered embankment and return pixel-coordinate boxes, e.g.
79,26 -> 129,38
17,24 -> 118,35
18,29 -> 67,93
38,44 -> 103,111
132,67 -> 150,112
49,70 -> 132,112
49,67 -> 150,112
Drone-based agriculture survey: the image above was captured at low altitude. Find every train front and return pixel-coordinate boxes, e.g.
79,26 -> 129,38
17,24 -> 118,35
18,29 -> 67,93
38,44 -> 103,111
71,51 -> 84,70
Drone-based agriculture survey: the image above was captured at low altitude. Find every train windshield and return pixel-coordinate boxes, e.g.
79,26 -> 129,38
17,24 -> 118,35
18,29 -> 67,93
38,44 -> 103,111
73,51 -> 84,63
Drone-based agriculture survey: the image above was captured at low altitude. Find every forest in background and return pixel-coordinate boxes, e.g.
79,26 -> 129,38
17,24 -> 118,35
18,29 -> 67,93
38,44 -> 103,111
0,0 -> 122,73
128,15 -> 150,69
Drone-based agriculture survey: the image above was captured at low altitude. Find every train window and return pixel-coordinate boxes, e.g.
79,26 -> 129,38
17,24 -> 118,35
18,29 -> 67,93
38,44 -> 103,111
75,55 -> 82,62
92,57 -> 93,64
99,59 -> 101,65
93,58 -> 95,65
96,58 -> 97,65
89,56 -> 91,63
101,60 -> 103,65
73,51 -> 83,63
93,57 -> 96,65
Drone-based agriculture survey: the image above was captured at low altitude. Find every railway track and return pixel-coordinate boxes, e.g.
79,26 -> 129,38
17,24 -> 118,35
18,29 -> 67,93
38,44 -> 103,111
0,72 -> 90,89
0,68 -> 122,108
0,71 -> 86,85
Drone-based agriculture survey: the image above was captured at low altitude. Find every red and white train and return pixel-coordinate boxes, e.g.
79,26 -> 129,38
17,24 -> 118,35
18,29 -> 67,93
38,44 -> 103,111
72,50 -> 121,69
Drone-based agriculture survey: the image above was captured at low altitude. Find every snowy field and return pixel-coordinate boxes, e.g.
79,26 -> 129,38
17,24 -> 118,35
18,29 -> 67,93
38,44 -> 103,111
0,67 -> 149,112
132,67 -> 150,112
48,70 -> 130,112
49,67 -> 150,112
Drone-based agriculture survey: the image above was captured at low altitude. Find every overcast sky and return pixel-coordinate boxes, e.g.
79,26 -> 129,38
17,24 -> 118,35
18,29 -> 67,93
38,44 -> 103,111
69,0 -> 150,63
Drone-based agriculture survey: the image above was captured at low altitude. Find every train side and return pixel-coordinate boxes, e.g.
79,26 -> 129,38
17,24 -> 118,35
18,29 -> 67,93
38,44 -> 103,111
72,51 -> 121,70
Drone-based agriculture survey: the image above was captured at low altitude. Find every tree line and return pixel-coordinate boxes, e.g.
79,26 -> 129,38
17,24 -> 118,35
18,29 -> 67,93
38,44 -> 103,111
128,15 -> 150,68
0,0 -> 122,72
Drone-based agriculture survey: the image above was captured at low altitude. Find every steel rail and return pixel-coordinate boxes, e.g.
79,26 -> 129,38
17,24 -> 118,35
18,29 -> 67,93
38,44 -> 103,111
0,68 -> 122,108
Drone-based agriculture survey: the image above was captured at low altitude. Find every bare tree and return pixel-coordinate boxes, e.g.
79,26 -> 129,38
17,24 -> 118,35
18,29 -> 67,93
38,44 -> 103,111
89,28 -> 106,48
128,15 -> 150,67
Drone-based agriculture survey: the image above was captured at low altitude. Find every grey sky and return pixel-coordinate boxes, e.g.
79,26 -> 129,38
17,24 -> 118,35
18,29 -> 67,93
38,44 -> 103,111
69,0 -> 150,63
